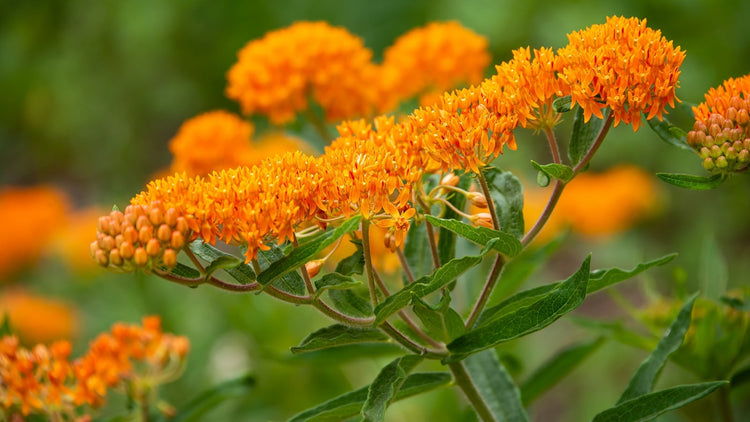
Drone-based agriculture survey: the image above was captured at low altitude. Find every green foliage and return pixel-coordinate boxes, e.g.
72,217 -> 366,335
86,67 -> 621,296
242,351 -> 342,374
425,215 -> 522,257
334,239 -> 364,276
404,218 -> 437,279
462,350 -> 528,422
481,167 -> 525,239
645,116 -> 693,152
291,324 -> 390,354
568,106 -> 610,167
361,355 -> 423,421
656,172 -> 727,190
189,241 -> 256,283
530,161 -> 574,183
256,243 -> 307,296
412,294 -> 465,343
437,172 -> 472,266
171,375 -> 255,422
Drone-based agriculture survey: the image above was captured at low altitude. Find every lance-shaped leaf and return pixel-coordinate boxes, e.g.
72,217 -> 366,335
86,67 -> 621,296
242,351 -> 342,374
313,273 -> 361,300
446,255 -> 590,362
328,289 -> 373,318
374,241 -> 497,325
592,381 -> 727,422
335,239 -> 364,276
168,262 -> 202,280
189,241 -> 256,284
656,172 -> 726,190
172,374 -> 255,422
361,355 -> 423,422
287,372 -> 451,422
520,337 -> 605,405
617,295 -> 697,404
203,255 -> 244,280
530,161 -> 574,183
461,349 -> 528,422
404,218 -> 437,280
291,324 -> 390,354
258,216 -> 361,286
256,243 -> 306,296
645,116 -> 692,152
412,294 -> 466,343
482,167 -> 525,239
478,254 -> 677,327
425,215 -> 521,257
569,106 -> 610,166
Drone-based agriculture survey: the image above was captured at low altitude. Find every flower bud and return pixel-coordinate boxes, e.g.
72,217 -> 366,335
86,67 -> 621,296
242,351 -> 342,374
170,231 -> 185,250
157,224 -> 171,242
739,149 -> 750,163
440,173 -> 460,187
109,249 -> 123,266
164,208 -> 178,227
737,109 -> 749,126
120,241 -> 135,260
95,249 -> 109,267
146,238 -> 161,257
471,212 -> 494,229
304,259 -> 324,278
162,248 -> 177,269
702,157 -> 715,171
133,247 -> 148,267
468,192 -> 488,208
384,231 -> 398,253
136,215 -> 150,231
149,206 -> 164,226
716,156 -> 729,169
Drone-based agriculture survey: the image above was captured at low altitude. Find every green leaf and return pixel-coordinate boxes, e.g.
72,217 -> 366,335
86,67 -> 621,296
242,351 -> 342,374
425,215 -> 522,258
328,289 -> 373,318
592,381 -> 727,422
291,324 -> 390,354
168,262 -> 202,280
645,115 -> 693,152
482,167 -> 525,239
334,239 -> 364,276
699,235 -> 727,301
446,255 -> 590,361
656,172 -> 726,190
553,95 -> 572,113
721,296 -> 750,311
374,242 -> 496,325
437,172 -> 472,266
258,215 -> 361,286
569,317 -> 656,351
617,295 -> 697,404
361,355 -> 423,421
203,255 -> 244,280
314,273 -> 362,300
536,170 -> 550,187
0,313 -> 12,336
569,106 -> 609,166
462,350 -> 529,422
479,254 -> 676,327
404,218 -> 436,280
520,337 -> 605,405
189,241 -> 256,284
412,294 -> 466,343
530,161 -> 574,183
172,374 -> 255,422
287,372 -> 451,422
256,243 -> 306,296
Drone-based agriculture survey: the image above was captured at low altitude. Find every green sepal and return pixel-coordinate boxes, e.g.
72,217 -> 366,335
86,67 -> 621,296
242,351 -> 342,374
656,172 -> 727,190
531,161 -> 574,183
361,355 -> 423,422
171,374 -> 255,422
461,349 -> 529,422
425,215 -> 522,257
291,324 -> 390,354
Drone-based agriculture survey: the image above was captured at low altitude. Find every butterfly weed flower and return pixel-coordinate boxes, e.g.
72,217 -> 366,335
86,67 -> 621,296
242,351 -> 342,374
556,16 -> 686,130
687,74 -> 750,173
226,21 -> 385,125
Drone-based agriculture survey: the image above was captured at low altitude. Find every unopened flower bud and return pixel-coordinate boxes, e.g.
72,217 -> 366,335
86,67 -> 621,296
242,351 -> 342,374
95,249 -> 109,266
109,249 -> 123,266
468,192 -> 488,208
98,216 -> 111,235
726,147 -> 738,161
157,224 -> 171,242
304,259 -> 324,278
138,226 -> 153,244
737,109 -> 749,126
699,147 -> 711,159
710,145 -> 722,158
164,208 -> 178,227
136,215 -> 150,231
440,173 -> 460,187
175,217 -> 189,234
123,226 -> 138,244
739,149 -> 750,163
716,156 -> 729,169
146,238 -> 161,257
702,157 -> 715,171
384,231 -> 398,252
162,248 -> 177,269
149,206 -> 164,226
171,231 -> 185,250
471,212 -> 494,229
133,247 -> 148,267
120,241 -> 135,259
726,107 -> 737,122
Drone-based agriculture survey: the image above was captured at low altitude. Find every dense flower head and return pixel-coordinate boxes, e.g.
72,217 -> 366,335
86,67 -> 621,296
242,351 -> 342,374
0,289 -> 78,344
688,74 -> 750,173
382,21 -> 491,105
91,201 -> 193,272
226,21 -> 385,124
556,16 -> 685,130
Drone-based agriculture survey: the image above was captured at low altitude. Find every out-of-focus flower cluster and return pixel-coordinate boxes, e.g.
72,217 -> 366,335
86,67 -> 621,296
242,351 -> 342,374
688,74 -> 750,173
1,316 -> 188,420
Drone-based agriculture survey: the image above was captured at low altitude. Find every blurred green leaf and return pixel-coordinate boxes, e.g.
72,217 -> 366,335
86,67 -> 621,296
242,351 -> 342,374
334,239 -> 364,276
258,216 -> 360,286
405,218 -> 437,280
592,381 -> 727,422
256,243 -> 306,296
0,313 -> 12,336
462,350 -> 528,422
328,289 -> 373,318
425,215 -> 521,257
569,106 -> 609,167
618,295 -> 697,404
374,240 -> 497,325
361,355 -> 423,421
699,235 -> 727,301
656,172 -> 726,190
437,172 -> 471,267
314,273 -> 362,300
412,294 -> 465,343
645,115 -> 692,152
291,324 -> 390,354
553,95 -> 572,113
482,167 -> 525,239
189,241 -> 256,284
721,296 -> 750,311
287,372 -> 451,422
520,337 -> 605,405
172,374 -> 255,422
569,317 -> 656,351
530,161 -> 574,183
536,170 -> 550,187
446,256 -> 590,362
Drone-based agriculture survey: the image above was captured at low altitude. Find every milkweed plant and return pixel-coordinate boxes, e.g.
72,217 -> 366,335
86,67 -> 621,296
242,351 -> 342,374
4,16 -> 750,422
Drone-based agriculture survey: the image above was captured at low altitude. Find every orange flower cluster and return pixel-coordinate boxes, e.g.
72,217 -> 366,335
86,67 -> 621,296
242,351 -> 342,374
688,74 -> 750,173
0,186 -> 69,279
382,21 -> 490,105
0,289 -> 77,344
226,21 -> 384,124
1,317 -> 188,419
91,202 -> 191,272
556,16 -> 685,129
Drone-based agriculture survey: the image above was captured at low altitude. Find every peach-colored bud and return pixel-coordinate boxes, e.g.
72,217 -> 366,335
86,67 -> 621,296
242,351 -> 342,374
200,222 -> 212,240
109,210 -> 124,223
120,241 -> 135,260
162,248 -> 177,269
149,206 -> 164,226
136,215 -> 150,231
304,259 -> 324,278
702,157 -> 715,171
138,226 -> 153,244
686,131 -> 698,146
123,226 -> 138,244
471,213 -> 494,229
95,249 -> 109,266
90,241 -> 99,258
739,149 -> 750,163
171,336 -> 190,358
164,208 -> 178,227
98,216 -> 111,234
175,216 -> 189,234
109,249 -> 123,266
468,192 -> 488,208
726,107 -> 738,122
737,109 -> 749,126
115,234 -> 124,248
157,224 -> 171,242
440,173 -> 460,187
170,231 -> 185,250
133,247 -> 148,267
709,123 -> 721,137
146,238 -> 161,257
98,235 -> 115,252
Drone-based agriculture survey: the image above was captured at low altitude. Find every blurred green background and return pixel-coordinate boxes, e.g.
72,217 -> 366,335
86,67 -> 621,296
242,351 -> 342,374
1,0 -> 749,421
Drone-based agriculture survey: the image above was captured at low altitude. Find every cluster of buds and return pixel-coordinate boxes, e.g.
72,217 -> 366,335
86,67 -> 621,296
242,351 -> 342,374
91,201 -> 191,272
687,104 -> 750,174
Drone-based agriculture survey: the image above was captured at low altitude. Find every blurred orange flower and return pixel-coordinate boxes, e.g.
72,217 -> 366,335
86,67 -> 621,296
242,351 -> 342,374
51,207 -> 106,275
0,289 -> 78,343
0,186 -> 69,280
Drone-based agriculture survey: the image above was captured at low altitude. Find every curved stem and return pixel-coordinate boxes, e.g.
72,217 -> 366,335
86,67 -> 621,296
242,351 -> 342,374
205,276 -> 262,293
465,254 -> 505,329
544,125 -> 562,164
476,171 -> 500,231
448,361 -> 495,422
572,112 -> 614,175
718,385 -> 734,422
183,247 -> 205,273
312,300 -> 376,327
417,196 -> 441,268
396,248 -> 415,283
153,269 -> 203,288
293,234 -> 315,294
360,218 -> 379,306
380,321 -> 447,358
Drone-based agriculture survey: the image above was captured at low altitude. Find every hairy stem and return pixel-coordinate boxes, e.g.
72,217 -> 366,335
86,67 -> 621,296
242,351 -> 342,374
465,254 -> 505,329
312,300 -> 376,327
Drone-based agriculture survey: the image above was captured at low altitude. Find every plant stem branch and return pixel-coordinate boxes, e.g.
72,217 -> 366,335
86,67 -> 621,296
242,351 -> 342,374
360,218 -> 379,306
396,248 -> 415,283
465,254 -> 505,329
718,385 -> 734,422
448,361 -> 495,422
312,300 -> 376,327
380,321 -> 447,358
293,234 -> 315,294
476,171 -> 500,231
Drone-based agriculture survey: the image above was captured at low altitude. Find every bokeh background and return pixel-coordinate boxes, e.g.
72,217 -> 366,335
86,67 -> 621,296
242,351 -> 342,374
1,0 -> 749,421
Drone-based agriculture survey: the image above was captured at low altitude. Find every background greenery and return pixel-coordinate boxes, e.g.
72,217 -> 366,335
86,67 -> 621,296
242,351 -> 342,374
1,0 -> 749,420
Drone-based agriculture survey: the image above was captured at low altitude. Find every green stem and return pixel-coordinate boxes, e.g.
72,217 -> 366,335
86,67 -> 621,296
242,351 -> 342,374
718,385 -> 734,422
417,195 -> 441,268
465,254 -> 505,329
293,234 -> 315,294
476,171 -> 500,231
396,248 -> 415,283
380,322 -> 447,358
448,361 -> 495,422
360,218 -> 379,306
312,300 -> 375,327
